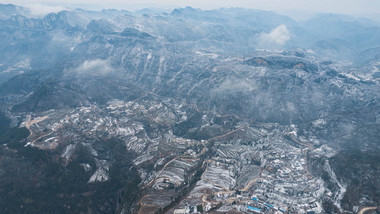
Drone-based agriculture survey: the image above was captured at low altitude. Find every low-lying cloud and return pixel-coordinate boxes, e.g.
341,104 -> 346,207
211,78 -> 257,95
25,4 -> 67,17
258,24 -> 290,47
68,59 -> 113,76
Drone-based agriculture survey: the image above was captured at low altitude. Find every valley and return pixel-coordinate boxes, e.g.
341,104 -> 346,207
0,4 -> 380,214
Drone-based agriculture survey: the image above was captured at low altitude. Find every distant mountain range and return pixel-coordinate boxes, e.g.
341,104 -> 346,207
0,4 -> 379,214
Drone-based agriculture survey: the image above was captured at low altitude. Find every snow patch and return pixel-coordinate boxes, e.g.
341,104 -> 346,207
61,144 -> 75,160
88,159 -> 110,183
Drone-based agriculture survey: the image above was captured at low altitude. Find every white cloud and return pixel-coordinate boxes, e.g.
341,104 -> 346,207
69,59 -> 113,76
24,4 -> 67,17
211,78 -> 257,95
258,24 -> 291,47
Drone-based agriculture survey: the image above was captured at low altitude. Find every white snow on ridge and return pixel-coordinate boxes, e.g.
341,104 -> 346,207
343,73 -> 361,81
195,51 -> 218,59
312,119 -> 326,127
2,59 -> 31,73
61,144 -> 75,160
88,159 -> 110,183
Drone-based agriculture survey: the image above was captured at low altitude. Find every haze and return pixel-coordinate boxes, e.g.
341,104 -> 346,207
1,0 -> 380,16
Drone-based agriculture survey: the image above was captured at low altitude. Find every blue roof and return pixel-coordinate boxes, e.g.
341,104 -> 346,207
252,197 -> 258,201
247,206 -> 261,213
264,203 -> 274,208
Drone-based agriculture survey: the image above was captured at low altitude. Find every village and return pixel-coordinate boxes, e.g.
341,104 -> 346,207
19,99 -> 334,214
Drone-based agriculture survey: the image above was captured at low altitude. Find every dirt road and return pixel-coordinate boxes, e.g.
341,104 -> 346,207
358,207 -> 377,214
25,115 -> 49,137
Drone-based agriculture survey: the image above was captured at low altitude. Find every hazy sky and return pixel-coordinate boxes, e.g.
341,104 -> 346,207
1,0 -> 380,16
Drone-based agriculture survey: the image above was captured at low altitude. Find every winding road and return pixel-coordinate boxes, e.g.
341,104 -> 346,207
288,134 -> 314,175
24,115 -> 49,137
207,126 -> 247,142
358,207 -> 377,214
239,176 -> 261,192
142,156 -> 179,189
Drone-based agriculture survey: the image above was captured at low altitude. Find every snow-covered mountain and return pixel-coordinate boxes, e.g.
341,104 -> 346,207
0,4 -> 379,214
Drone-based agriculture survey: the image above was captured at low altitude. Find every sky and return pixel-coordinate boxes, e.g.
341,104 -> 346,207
1,0 -> 380,18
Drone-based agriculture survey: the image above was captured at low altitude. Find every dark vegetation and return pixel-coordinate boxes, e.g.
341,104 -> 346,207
173,112 -> 207,140
0,127 -> 29,145
0,112 -> 10,135
310,150 -> 380,212
0,138 -> 140,214
330,150 -> 380,210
